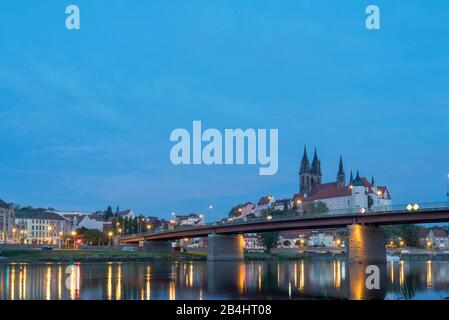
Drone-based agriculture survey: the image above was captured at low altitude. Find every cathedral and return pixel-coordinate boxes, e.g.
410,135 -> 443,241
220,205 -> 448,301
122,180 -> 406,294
294,146 -> 392,212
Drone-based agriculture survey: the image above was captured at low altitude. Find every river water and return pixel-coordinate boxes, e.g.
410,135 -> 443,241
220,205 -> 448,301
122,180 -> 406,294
0,259 -> 448,300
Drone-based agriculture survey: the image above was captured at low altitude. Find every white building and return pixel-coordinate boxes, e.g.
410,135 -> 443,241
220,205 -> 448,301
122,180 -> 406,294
244,233 -> 265,251
308,231 -> 335,247
116,209 -> 136,219
253,195 -> 275,216
78,214 -> 105,231
278,230 -> 312,247
294,148 -> 392,214
0,198 -> 15,243
273,199 -> 292,211
419,228 -> 449,249
174,213 -> 205,226
15,209 -> 71,245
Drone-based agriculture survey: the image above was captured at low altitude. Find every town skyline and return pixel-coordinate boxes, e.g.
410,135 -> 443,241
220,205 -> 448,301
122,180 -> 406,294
2,145 -> 447,222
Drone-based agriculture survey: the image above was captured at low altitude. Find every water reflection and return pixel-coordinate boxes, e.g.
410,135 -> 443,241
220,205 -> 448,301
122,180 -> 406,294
0,260 -> 448,300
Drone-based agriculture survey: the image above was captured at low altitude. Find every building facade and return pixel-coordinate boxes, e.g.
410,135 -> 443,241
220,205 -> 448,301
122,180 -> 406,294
174,213 -> 205,226
0,198 -> 15,243
15,209 -> 71,245
253,195 -> 275,216
294,147 -> 392,213
419,228 -> 449,249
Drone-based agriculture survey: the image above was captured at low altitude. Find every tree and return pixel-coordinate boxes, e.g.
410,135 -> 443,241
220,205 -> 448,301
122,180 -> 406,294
84,229 -> 108,246
381,224 -> 422,247
75,227 -> 89,235
104,206 -> 114,221
310,201 -> 329,214
258,232 -> 279,253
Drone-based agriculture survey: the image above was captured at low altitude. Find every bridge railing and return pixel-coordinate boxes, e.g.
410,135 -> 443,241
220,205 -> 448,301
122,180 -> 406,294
119,201 -> 449,239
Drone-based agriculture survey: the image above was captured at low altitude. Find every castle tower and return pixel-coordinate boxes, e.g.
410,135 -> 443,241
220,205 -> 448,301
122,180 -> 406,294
337,156 -> 346,187
310,148 -> 322,188
299,146 -> 312,194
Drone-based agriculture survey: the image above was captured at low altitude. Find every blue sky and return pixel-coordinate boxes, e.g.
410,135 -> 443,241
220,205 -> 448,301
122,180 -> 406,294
0,1 -> 448,221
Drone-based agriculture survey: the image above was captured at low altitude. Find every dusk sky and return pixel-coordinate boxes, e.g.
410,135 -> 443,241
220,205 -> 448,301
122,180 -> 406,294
1,1 -> 448,221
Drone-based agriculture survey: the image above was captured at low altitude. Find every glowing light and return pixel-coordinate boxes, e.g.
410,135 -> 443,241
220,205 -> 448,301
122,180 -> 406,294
413,203 -> 420,211
426,260 -> 432,288
406,204 -> 413,211
360,208 -> 366,214
267,215 -> 273,220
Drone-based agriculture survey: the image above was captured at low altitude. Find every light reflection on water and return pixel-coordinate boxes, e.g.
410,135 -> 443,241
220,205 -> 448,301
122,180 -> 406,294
0,260 -> 448,300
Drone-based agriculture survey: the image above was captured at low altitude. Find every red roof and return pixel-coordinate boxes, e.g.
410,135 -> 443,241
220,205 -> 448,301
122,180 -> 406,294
376,186 -> 391,200
419,228 -> 448,238
258,196 -> 272,206
306,185 -> 351,201
117,209 -> 132,216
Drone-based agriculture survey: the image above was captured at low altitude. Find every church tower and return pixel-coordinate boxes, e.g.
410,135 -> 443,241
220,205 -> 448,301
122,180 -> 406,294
310,148 -> 322,187
299,146 -> 312,194
337,156 -> 346,187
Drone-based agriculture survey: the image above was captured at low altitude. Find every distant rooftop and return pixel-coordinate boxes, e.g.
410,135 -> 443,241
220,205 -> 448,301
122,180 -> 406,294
16,208 -> 67,221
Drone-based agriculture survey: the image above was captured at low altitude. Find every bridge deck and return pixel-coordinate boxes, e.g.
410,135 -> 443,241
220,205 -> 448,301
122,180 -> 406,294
120,205 -> 449,243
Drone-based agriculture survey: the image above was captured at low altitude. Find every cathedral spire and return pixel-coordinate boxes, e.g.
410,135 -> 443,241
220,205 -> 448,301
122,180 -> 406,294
310,148 -> 321,176
349,170 -> 354,184
371,176 -> 375,185
338,156 -> 344,175
300,145 -> 310,174
337,156 -> 345,187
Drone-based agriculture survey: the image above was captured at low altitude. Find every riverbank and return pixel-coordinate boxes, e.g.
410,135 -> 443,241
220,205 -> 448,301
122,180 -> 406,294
2,248 -> 449,263
0,248 -> 345,263
0,249 -> 207,263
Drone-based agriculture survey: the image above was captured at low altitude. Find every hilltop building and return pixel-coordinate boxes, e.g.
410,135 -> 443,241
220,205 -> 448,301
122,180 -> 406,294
293,146 -> 392,213
173,213 -> 205,226
253,195 -> 275,215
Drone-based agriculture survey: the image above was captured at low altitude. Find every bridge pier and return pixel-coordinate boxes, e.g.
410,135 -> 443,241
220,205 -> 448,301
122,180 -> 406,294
141,240 -> 172,253
207,234 -> 244,261
347,224 -> 386,264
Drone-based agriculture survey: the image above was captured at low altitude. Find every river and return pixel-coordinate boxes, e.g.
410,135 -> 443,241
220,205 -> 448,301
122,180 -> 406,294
0,259 -> 448,300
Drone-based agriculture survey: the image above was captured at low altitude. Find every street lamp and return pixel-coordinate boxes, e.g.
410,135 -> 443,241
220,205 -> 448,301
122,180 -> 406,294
146,225 -> 151,232
48,226 -> 53,245
71,231 -> 77,249
12,228 -> 17,244
58,232 -> 63,249
108,231 -> 114,246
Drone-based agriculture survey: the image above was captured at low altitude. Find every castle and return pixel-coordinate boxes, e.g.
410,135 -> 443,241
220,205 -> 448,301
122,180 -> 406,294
293,146 -> 392,212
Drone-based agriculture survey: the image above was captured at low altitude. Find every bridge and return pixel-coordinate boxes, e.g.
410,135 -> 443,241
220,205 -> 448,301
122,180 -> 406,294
119,202 -> 449,263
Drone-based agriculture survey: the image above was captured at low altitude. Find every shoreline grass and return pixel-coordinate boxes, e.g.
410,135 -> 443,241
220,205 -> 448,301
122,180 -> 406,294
2,248 -> 449,263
